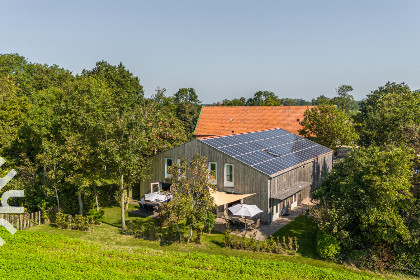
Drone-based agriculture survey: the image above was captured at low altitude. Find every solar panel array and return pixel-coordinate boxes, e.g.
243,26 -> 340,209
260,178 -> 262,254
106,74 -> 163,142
200,128 -> 332,177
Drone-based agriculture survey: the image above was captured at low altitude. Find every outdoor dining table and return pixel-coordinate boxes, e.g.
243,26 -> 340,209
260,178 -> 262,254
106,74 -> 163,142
229,216 -> 254,226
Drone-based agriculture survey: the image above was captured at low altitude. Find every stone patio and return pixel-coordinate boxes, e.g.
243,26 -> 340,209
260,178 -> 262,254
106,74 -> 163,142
214,198 -> 314,241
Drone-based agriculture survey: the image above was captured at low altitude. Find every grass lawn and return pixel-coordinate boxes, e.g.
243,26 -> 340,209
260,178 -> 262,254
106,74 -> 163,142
16,205 -> 409,279
272,215 -> 319,258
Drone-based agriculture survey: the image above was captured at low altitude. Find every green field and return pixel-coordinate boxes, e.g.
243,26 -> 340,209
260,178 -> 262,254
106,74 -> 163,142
0,206 -> 409,279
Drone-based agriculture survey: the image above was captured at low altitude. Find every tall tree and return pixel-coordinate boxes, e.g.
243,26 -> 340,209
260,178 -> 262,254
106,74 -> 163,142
356,82 -> 420,147
299,105 -> 358,150
0,76 -> 27,154
173,88 -> 201,136
311,146 -> 418,271
331,84 -> 357,115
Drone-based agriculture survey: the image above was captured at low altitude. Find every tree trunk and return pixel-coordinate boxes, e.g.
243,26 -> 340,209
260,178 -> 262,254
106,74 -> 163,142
125,189 -> 129,210
187,225 -> 193,243
52,165 -> 60,213
54,184 -> 60,213
176,217 -> 182,242
120,174 -> 126,231
78,189 -> 83,215
94,186 -> 99,211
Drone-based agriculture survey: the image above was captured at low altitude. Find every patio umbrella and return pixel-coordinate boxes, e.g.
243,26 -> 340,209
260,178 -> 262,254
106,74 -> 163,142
144,192 -> 168,202
228,204 -> 263,233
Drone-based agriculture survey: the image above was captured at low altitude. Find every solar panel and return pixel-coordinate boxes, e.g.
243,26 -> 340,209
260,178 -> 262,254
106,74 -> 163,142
200,128 -> 333,176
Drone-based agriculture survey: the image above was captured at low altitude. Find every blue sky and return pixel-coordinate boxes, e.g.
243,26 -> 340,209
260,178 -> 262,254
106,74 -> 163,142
1,0 -> 419,103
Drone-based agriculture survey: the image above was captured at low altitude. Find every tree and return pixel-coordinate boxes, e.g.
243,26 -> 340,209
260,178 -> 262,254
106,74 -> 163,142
221,97 -> 246,106
331,85 -> 357,115
0,53 -> 73,97
0,76 -> 27,154
311,95 -> 331,106
81,60 -> 144,101
246,91 -> 279,106
173,88 -> 201,136
310,146 -> 418,271
160,155 -> 215,243
23,77 -> 115,214
356,82 -> 420,148
299,105 -> 358,150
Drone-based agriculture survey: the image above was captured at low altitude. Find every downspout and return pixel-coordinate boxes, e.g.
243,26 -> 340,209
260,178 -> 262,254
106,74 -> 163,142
269,178 -> 273,224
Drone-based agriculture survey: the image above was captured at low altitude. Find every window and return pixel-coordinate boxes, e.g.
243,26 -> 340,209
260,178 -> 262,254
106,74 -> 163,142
151,182 -> 160,193
208,162 -> 217,184
224,164 -> 234,187
165,158 -> 173,178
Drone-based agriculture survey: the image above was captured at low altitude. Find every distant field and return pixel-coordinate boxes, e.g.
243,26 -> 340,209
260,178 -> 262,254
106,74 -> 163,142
0,230 -> 381,280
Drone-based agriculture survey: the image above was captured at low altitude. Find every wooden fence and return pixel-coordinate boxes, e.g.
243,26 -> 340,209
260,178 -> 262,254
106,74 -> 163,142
0,211 -> 42,230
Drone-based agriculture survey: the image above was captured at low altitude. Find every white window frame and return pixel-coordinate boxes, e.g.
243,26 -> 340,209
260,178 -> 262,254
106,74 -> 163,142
150,182 -> 160,193
165,158 -> 173,178
208,162 -> 217,184
224,164 -> 234,187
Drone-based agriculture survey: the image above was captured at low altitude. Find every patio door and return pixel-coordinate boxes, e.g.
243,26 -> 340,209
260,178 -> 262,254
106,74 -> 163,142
291,194 -> 298,209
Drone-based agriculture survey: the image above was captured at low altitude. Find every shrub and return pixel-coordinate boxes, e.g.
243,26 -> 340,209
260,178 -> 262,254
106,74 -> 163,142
88,208 -> 105,225
55,212 -> 66,229
55,212 -> 92,231
125,219 -> 161,241
316,231 -> 341,260
223,232 -> 297,255
73,215 -> 92,231
203,211 -> 215,233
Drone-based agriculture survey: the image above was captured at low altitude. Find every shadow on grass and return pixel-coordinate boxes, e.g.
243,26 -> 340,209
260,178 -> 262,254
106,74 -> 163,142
271,215 -> 319,259
210,239 -> 225,248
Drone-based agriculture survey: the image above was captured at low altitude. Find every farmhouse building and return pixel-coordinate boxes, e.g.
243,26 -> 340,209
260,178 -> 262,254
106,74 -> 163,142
138,128 -> 333,224
194,106 -> 315,138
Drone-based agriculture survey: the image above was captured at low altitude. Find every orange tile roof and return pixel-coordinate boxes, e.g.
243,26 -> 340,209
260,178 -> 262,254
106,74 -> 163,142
194,106 -> 315,138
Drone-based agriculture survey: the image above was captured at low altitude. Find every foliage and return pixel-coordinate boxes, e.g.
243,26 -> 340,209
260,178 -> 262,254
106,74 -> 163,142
159,155 -> 215,243
331,85 -> 357,115
310,146 -> 418,273
173,88 -> 201,136
81,60 -> 144,100
203,211 -> 215,233
1,54 -> 188,224
88,208 -> 105,224
55,212 -> 93,231
316,231 -> 341,260
356,82 -> 420,148
299,105 -> 359,150
223,231 -> 299,255
0,76 -> 27,154
311,95 -> 331,106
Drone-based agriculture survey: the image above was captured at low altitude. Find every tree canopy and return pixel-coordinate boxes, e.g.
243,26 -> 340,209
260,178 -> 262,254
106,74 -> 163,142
310,146 -> 419,272
298,105 -> 358,150
356,82 -> 420,148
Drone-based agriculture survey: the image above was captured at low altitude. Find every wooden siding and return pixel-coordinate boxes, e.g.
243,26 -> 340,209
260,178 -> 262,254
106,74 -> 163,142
270,152 -> 333,222
139,139 -> 272,222
138,140 -> 333,224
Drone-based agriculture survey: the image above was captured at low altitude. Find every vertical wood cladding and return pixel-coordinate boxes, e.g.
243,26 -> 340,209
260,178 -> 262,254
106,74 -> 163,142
139,139 -> 333,224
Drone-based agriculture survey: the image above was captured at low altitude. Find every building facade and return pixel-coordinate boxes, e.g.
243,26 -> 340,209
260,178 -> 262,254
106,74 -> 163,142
138,128 -> 333,224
